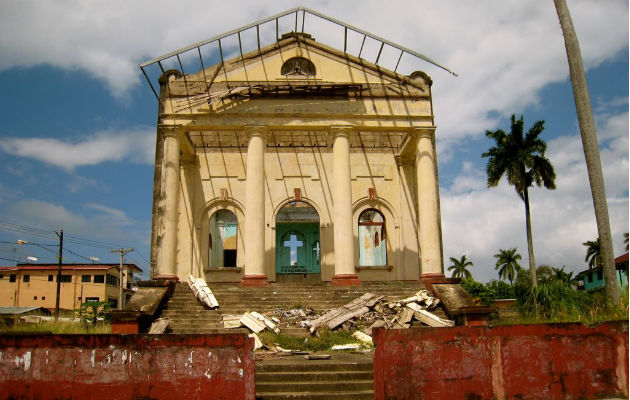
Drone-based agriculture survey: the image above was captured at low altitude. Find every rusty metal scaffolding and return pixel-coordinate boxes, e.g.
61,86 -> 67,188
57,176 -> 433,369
139,7 -> 456,102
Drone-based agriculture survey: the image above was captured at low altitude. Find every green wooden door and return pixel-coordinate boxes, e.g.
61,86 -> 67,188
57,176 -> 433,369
276,222 -> 320,274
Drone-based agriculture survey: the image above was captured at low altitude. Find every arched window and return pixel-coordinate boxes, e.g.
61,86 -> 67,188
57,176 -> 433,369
209,210 -> 238,268
358,209 -> 387,266
281,57 -> 316,76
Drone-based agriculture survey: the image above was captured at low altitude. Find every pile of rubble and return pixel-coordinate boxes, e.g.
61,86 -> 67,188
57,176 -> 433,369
221,290 -> 453,349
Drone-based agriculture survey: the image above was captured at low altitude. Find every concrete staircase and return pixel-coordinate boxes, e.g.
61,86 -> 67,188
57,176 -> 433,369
255,353 -> 374,400
159,281 -> 430,334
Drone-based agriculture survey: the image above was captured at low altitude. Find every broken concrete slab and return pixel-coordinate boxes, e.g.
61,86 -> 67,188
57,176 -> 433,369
222,314 -> 243,329
407,303 -> 454,327
188,275 -> 219,309
148,317 -> 170,334
240,312 -> 267,333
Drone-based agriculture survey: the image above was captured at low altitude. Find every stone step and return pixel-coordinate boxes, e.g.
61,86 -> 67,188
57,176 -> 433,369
256,380 -> 373,393
256,358 -> 372,373
254,390 -> 374,400
255,371 -> 372,382
255,354 -> 374,399
159,281 -> 442,335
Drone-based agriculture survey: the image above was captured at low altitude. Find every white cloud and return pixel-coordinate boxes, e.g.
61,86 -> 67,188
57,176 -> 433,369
442,110 -> 629,282
0,127 -> 155,171
0,1 -> 626,134
4,199 -> 147,251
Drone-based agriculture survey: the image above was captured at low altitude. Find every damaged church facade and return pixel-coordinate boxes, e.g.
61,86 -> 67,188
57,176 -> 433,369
144,8 -> 450,286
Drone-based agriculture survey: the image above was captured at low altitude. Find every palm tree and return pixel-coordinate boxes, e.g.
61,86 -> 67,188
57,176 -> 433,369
494,248 -> 522,286
583,238 -> 601,269
552,266 -> 576,287
553,0 -> 619,306
482,115 -> 556,287
448,255 -> 473,279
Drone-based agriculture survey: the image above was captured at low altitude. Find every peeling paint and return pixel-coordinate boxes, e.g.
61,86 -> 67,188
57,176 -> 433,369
0,333 -> 256,399
23,352 -> 31,371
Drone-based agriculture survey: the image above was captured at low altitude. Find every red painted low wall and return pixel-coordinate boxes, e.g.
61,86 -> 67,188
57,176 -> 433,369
373,321 -> 628,400
0,334 -> 255,400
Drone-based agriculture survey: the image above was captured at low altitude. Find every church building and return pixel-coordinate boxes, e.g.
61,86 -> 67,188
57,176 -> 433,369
143,8 -> 450,286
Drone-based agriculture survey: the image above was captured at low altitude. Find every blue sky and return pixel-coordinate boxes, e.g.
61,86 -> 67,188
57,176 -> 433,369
0,1 -> 627,282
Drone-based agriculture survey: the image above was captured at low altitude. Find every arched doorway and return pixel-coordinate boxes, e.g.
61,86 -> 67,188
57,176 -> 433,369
209,209 -> 238,268
275,201 -> 320,279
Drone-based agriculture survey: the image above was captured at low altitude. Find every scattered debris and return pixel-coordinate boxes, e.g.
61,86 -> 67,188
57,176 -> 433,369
188,275 -> 219,309
149,317 -> 169,334
240,312 -> 267,333
331,343 -> 361,351
249,333 -> 263,350
222,314 -> 243,329
306,293 -> 385,333
305,354 -> 331,360
249,311 -> 280,333
352,331 -> 373,346
406,303 -> 454,327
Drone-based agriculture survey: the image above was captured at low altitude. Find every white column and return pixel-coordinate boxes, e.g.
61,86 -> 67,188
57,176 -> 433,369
154,128 -> 180,280
241,127 -> 268,286
331,126 -> 360,286
415,128 -> 443,279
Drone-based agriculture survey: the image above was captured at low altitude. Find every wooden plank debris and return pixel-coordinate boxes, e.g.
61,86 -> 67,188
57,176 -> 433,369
306,293 -> 385,333
187,275 -> 219,309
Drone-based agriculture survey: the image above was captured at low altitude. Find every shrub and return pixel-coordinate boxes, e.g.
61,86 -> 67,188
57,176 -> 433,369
78,301 -> 111,326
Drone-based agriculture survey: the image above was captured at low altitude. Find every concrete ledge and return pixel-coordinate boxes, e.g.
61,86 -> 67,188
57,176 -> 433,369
373,321 -> 629,400
0,333 -> 255,400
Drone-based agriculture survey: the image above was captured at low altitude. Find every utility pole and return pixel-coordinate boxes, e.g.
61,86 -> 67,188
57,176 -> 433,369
55,230 -> 63,320
111,248 -> 133,310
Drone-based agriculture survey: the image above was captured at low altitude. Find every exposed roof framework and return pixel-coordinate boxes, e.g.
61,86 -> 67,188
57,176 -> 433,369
139,6 -> 457,102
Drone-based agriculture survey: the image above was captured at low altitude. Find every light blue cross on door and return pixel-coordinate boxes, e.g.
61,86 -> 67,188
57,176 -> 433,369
284,234 -> 303,266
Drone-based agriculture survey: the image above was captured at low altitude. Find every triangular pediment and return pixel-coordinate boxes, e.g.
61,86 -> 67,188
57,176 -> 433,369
165,33 -> 432,103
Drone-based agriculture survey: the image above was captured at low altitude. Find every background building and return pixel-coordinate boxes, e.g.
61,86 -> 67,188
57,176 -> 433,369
0,263 -> 141,310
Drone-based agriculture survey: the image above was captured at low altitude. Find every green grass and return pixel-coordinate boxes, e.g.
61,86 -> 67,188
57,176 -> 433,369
259,329 -> 369,352
494,284 -> 629,326
0,321 -> 111,334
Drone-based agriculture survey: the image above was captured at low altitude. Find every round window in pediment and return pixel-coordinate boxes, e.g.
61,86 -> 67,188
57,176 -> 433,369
281,57 -> 316,76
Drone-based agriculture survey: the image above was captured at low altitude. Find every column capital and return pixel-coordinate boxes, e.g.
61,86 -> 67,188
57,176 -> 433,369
245,125 -> 268,137
330,125 -> 354,139
412,126 -> 436,139
158,125 -> 180,139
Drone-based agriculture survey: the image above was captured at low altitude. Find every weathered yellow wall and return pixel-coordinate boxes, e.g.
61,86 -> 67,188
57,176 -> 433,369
0,268 -> 134,310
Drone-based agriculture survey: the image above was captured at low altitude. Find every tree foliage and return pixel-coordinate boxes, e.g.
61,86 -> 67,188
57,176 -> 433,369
582,238 -> 601,269
494,247 -> 522,286
448,255 -> 473,279
482,114 -> 556,287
